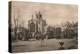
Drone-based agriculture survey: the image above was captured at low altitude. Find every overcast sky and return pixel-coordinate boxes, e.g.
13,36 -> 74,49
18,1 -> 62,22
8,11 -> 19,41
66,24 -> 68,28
11,1 -> 78,28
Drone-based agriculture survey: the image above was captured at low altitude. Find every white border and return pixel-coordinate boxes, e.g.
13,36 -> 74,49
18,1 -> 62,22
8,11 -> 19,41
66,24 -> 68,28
0,0 -> 80,54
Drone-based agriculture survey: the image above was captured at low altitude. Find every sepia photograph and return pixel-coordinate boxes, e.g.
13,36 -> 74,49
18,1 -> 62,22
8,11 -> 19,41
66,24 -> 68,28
9,1 -> 78,53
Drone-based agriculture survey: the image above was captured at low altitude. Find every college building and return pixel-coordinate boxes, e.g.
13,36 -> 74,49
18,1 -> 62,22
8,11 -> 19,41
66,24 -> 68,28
28,11 -> 47,37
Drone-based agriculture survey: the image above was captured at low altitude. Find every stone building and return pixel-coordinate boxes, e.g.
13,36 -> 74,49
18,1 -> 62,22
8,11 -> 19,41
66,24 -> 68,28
28,11 -> 47,37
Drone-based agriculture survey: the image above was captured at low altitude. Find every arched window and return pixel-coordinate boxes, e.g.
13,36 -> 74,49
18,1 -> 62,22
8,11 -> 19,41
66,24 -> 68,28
29,22 -> 35,32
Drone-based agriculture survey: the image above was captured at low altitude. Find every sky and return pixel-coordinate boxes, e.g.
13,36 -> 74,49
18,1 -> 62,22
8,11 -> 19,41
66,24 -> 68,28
11,1 -> 78,28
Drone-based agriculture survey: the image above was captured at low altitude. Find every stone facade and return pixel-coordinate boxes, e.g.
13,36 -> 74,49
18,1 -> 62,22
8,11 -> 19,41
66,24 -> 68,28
28,11 -> 47,37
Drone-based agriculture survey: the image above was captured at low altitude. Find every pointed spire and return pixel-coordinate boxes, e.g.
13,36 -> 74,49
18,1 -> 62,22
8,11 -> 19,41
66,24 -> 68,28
39,11 -> 42,19
35,11 -> 38,19
31,14 -> 34,22
32,15 -> 33,20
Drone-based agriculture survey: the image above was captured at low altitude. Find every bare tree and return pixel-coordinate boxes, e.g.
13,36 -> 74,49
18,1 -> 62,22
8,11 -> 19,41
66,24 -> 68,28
13,6 -> 22,40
